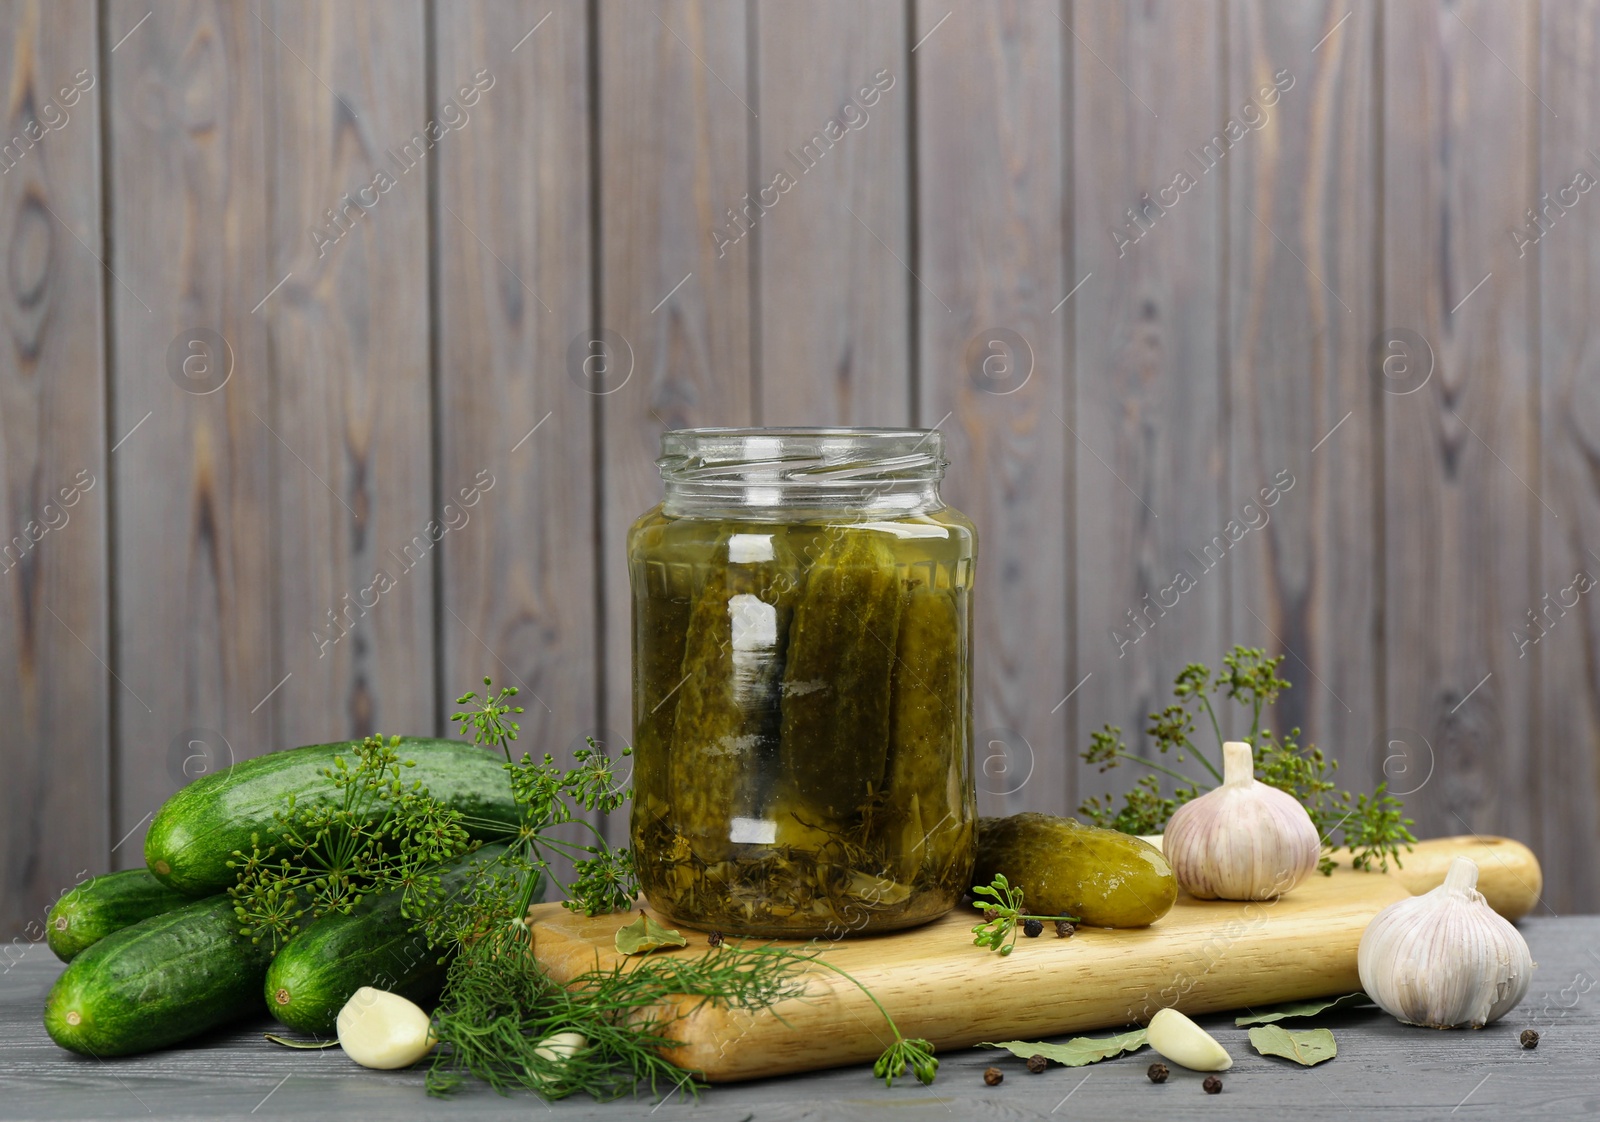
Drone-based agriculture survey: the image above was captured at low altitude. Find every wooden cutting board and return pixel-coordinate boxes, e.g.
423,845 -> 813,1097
528,835 -> 1541,1082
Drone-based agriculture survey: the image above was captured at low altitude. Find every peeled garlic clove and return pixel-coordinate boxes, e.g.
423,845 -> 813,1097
1163,741 -> 1321,900
337,987 -> 436,1069
533,1031 -> 586,1064
1146,1007 -> 1233,1071
1358,856 -> 1533,1029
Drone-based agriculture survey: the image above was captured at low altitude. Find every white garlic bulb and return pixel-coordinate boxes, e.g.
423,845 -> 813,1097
1358,856 -> 1533,1028
1163,741 -> 1321,900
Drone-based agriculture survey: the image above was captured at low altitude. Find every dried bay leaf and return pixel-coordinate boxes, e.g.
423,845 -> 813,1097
982,1029 -> 1148,1067
614,911 -> 688,955
1235,992 -> 1372,1026
1248,1025 -> 1337,1066
263,1032 -> 340,1049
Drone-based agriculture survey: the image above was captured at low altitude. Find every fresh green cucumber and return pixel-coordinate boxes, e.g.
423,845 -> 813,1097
44,895 -> 274,1056
145,737 -> 519,896
265,844 -> 525,1035
46,869 -> 191,962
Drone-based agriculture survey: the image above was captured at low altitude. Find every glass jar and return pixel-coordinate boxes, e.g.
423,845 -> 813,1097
627,428 -> 977,937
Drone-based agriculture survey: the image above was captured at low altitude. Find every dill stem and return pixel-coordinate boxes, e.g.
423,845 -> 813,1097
1117,752 -> 1208,788
754,947 -> 903,1042
1193,694 -> 1227,781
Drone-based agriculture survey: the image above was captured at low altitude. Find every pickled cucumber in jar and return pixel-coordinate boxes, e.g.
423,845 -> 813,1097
667,526 -> 800,864
878,575 -> 973,887
628,502 -> 977,938
771,529 -> 902,830
975,812 -> 1177,928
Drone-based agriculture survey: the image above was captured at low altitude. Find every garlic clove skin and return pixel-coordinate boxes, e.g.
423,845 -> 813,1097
1358,856 -> 1533,1029
337,987 -> 436,1069
1163,741 -> 1321,900
1146,1007 -> 1233,1071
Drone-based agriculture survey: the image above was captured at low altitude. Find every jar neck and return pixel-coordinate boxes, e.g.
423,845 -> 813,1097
658,428 -> 947,520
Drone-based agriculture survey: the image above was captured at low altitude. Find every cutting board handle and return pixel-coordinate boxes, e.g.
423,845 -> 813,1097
1375,835 -> 1542,920
1144,833 -> 1543,920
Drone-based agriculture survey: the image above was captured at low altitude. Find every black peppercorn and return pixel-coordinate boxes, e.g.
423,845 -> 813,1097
1521,1028 -> 1539,1049
1023,918 -> 1044,938
983,1066 -> 1003,1086
1026,1054 -> 1048,1074
1203,1075 -> 1222,1095
707,931 -> 724,948
1147,1062 -> 1169,1083
1055,920 -> 1075,938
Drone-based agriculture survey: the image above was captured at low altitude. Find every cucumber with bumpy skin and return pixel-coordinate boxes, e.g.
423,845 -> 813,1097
44,895 -> 273,1056
776,530 -> 904,824
144,737 -> 520,896
975,812 -> 1178,928
668,527 -> 800,860
47,869 -> 191,962
882,581 -> 972,883
264,844 -> 519,1035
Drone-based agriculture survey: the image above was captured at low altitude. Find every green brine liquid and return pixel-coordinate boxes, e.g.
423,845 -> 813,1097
627,506 -> 977,937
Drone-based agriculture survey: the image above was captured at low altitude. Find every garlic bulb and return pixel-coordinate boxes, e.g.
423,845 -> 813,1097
1146,1007 -> 1233,1071
337,987 -> 436,1069
1163,741 -> 1321,900
1358,856 -> 1533,1028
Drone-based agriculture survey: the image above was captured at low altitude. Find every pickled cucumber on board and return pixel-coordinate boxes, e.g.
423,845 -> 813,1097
775,530 -> 904,825
881,577 -> 972,885
667,528 -> 800,860
975,812 -> 1177,928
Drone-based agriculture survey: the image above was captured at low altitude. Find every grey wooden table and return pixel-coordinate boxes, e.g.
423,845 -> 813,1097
3,917 -> 1595,1121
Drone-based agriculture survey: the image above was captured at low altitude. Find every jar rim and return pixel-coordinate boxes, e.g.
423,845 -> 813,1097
659,427 -> 945,481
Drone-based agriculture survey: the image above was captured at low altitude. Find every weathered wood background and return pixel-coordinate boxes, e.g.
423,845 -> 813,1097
3,0 -> 1597,942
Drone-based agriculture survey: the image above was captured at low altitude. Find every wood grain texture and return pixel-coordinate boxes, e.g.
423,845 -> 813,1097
754,0 -> 911,424
4,913 -> 1589,1119
1071,1 -> 1227,807
0,0 -> 108,943
1537,0 -> 1600,915
7,0 -> 1600,939
1226,4 -> 1381,783
434,1 -> 596,877
106,0 -> 275,865
1382,1 -> 1540,854
598,0 -> 755,840
914,0 -> 1069,818
530,835 -> 1538,1082
263,0 -> 435,746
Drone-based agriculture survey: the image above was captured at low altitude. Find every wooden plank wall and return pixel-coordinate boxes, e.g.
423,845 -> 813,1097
3,0 -> 1599,941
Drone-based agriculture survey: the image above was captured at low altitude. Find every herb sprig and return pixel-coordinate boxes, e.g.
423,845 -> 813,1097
1079,646 -> 1415,873
427,928 -> 816,1100
228,678 -> 638,950
970,874 -> 1078,955
228,734 -> 473,950
233,675 -> 937,1099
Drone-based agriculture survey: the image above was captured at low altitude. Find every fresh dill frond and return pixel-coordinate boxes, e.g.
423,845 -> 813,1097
969,874 -> 1078,955
234,675 -> 934,1100
227,733 -> 473,949
1077,646 -> 1415,871
426,930 -> 817,1101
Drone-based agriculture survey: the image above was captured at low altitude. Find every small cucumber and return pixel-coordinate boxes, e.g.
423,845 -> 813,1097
265,844 -> 526,1035
145,736 -> 520,896
46,869 -> 191,962
975,812 -> 1178,928
44,895 -> 274,1056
